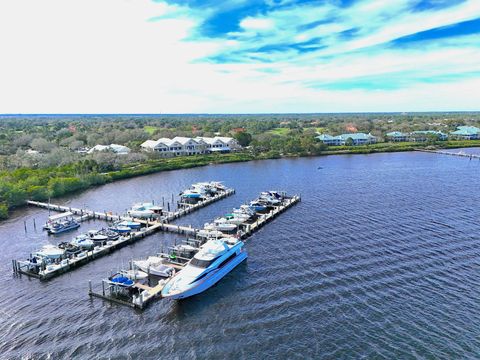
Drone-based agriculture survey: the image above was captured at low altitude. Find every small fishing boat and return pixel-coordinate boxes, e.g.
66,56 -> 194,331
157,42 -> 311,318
117,220 -> 141,230
134,256 -> 175,277
205,219 -> 237,233
34,245 -> 65,260
96,228 -> 120,240
180,190 -> 202,199
109,225 -> 131,234
172,244 -> 198,259
224,213 -> 249,225
249,200 -> 267,212
161,238 -> 247,300
108,274 -> 134,287
70,234 -> 95,249
122,269 -> 148,280
196,229 -> 224,239
58,242 -> 80,255
128,203 -> 164,219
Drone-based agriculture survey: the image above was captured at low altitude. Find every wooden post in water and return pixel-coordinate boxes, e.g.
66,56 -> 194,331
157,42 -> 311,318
24,220 -> 27,233
33,218 -> 36,230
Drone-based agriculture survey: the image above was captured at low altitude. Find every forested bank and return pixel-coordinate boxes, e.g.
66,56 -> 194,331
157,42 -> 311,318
1,114 -> 480,219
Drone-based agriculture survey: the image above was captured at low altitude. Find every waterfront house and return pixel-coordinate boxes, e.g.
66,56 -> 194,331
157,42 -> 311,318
409,131 -> 448,142
385,131 -> 408,142
316,133 -> 377,146
88,144 -> 130,154
450,126 -> 480,140
316,134 -> 342,146
141,136 -> 241,157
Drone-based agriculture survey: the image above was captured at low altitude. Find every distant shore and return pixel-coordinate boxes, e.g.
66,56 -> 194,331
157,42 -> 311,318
2,140 -> 480,221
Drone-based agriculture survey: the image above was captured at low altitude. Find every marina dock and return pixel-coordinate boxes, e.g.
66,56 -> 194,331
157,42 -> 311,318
416,149 -> 480,159
13,187 -> 235,280
88,193 -> 301,309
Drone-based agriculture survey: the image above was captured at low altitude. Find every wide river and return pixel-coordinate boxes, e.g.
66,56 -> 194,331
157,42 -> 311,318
1,150 -> 480,359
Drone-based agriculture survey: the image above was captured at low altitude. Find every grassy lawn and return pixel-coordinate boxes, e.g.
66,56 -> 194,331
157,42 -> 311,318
144,126 -> 158,135
267,128 -> 290,136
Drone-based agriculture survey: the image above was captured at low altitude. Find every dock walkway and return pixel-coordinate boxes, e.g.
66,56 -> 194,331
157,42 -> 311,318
14,189 -> 235,280
88,194 -> 301,309
416,149 -> 480,159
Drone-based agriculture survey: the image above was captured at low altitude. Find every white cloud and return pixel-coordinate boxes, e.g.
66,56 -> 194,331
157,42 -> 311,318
240,17 -> 275,31
0,0 -> 478,113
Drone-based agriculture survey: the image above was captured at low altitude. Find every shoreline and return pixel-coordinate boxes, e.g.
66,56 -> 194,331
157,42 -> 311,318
2,140 -> 480,220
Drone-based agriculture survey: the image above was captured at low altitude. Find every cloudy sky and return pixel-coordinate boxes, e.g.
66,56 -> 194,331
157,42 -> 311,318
0,0 -> 479,113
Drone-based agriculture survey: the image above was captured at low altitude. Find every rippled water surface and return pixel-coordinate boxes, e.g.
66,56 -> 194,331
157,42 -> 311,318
1,151 -> 480,359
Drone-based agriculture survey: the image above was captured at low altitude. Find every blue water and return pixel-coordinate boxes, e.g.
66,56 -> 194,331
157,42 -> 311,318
1,151 -> 480,359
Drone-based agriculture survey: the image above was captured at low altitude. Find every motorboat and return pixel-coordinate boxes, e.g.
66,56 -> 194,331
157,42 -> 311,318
172,244 -> 198,259
249,200 -> 267,212
133,256 -> 175,277
224,213 -> 249,225
108,274 -> 134,287
116,220 -> 141,230
109,224 -> 131,234
88,230 -> 108,244
128,203 -> 164,219
34,245 -> 65,260
204,219 -> 237,233
180,189 -> 202,199
96,228 -> 120,240
58,242 -> 80,255
70,235 -> 95,250
196,229 -> 224,239
258,193 -> 281,205
46,217 -> 80,235
122,269 -> 148,280
161,238 -> 247,300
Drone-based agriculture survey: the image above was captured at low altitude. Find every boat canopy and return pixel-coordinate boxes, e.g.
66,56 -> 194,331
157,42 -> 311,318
48,212 -> 74,221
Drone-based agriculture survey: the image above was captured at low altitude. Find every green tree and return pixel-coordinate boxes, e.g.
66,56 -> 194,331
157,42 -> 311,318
234,132 -> 253,147
0,202 -> 8,219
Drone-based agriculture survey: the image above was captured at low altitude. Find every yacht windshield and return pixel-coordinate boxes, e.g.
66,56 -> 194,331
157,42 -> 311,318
190,257 -> 217,268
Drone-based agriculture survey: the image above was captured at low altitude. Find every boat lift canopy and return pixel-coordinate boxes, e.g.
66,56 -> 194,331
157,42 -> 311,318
48,212 -> 74,221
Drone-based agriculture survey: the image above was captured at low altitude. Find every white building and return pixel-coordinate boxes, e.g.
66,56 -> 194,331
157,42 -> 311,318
88,144 -> 131,155
141,136 -> 241,157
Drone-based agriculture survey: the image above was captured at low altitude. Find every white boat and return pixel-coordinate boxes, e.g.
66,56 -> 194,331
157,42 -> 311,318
134,256 -> 175,277
161,238 -> 247,300
70,235 -> 95,249
205,219 -> 237,233
128,203 -> 163,219
122,269 -> 148,280
225,215 -> 248,225
196,229 -> 224,239
34,245 -> 65,259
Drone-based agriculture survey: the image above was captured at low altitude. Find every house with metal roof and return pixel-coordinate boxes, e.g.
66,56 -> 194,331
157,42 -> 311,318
385,131 -> 408,142
316,134 -> 342,146
316,133 -> 377,146
410,131 -> 448,142
450,126 -> 480,140
88,144 -> 130,155
140,136 -> 240,156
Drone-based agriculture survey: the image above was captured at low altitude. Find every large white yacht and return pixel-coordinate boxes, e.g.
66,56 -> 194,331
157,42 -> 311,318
161,238 -> 247,300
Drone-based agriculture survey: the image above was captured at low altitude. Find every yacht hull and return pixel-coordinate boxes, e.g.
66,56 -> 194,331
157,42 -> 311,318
162,251 -> 247,300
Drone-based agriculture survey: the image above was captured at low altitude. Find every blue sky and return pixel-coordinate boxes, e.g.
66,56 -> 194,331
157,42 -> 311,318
0,0 -> 479,113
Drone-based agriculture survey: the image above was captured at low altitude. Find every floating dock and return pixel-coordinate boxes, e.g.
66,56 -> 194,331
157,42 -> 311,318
416,149 -> 480,159
13,188 -> 235,280
88,193 -> 301,310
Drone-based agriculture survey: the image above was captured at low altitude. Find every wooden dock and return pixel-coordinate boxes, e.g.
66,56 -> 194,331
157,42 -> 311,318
14,188 -> 235,280
415,149 -> 480,159
88,194 -> 301,310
